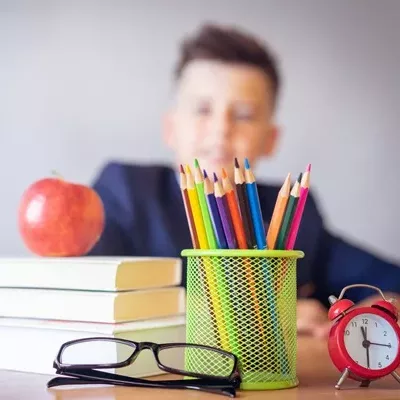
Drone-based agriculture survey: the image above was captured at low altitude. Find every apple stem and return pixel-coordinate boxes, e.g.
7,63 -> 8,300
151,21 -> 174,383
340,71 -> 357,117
51,170 -> 64,180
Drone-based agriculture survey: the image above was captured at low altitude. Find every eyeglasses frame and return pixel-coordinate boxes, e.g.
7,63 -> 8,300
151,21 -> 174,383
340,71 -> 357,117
48,337 -> 242,397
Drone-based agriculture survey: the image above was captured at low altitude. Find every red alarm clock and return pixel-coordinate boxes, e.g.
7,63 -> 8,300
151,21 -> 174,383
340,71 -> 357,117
327,284 -> 400,389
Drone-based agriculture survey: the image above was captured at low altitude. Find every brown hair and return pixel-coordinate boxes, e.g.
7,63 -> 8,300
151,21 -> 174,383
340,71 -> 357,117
174,23 -> 281,102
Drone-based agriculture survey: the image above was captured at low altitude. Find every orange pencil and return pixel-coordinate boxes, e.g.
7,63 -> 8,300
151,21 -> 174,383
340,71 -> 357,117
221,168 -> 247,249
266,173 -> 291,249
222,171 -> 267,348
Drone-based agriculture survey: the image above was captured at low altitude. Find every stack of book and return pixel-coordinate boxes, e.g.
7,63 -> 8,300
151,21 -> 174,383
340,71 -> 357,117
0,256 -> 186,377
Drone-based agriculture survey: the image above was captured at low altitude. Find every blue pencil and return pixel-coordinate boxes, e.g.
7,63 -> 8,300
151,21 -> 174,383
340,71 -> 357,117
244,158 -> 266,249
244,158 -> 290,373
203,170 -> 228,249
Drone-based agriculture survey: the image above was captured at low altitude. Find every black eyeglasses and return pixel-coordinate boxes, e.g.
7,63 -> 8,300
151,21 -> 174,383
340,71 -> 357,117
47,337 -> 241,397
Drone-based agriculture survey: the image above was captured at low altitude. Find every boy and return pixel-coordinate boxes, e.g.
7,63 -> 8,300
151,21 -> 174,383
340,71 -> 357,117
89,23 -> 400,337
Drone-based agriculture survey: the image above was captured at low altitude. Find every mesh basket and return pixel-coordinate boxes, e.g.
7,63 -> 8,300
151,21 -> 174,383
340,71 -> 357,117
181,249 -> 304,390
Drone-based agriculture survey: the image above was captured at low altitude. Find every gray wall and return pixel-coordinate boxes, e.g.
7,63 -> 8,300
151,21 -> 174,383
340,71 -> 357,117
1,0 -> 399,262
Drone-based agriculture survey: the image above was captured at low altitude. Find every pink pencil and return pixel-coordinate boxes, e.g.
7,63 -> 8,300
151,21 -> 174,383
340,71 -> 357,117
285,164 -> 311,250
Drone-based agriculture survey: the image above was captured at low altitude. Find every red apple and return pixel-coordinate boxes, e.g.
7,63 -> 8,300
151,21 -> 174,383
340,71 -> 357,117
18,175 -> 105,256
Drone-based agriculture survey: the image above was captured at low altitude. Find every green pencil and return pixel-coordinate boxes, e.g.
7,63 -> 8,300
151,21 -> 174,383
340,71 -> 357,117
275,173 -> 302,250
193,160 -> 236,352
193,159 -> 217,249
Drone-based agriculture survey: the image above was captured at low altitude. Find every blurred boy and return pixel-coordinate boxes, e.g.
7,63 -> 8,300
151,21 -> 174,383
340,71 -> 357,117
89,23 -> 400,337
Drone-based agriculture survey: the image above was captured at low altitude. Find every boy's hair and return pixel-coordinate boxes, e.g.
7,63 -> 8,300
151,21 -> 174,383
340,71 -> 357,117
175,23 -> 281,103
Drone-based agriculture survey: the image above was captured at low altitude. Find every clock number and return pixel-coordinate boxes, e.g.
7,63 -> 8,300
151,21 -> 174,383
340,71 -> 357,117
351,321 -> 357,327
375,322 -> 378,327
378,362 -> 382,368
388,343 -> 392,348
384,331 -> 387,336
362,318 -> 368,325
386,355 -> 390,360
345,330 -> 350,336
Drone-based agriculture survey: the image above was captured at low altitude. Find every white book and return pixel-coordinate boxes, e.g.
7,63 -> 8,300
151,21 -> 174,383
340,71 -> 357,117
0,256 -> 182,291
0,286 -> 186,323
0,316 -> 186,377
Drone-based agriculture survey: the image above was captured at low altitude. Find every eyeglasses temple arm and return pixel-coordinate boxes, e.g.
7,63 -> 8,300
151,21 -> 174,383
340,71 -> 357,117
60,367 -> 237,386
47,376 -> 106,388
51,369 -> 237,397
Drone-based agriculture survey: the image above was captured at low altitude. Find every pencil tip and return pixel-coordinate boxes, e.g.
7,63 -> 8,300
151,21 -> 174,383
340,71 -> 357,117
221,168 -> 227,179
203,169 -> 208,178
213,172 -> 218,182
185,165 -> 191,174
244,158 -> 250,169
179,164 -> 184,174
306,163 -> 311,172
297,172 -> 303,183
282,173 -> 292,190
194,158 -> 199,168
234,157 -> 239,168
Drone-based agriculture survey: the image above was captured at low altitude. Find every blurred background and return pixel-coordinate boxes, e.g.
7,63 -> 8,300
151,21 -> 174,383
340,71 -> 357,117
0,0 -> 399,262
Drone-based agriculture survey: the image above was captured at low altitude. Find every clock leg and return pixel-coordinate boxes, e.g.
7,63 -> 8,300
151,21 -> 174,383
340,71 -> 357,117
335,368 -> 350,390
360,380 -> 370,387
391,371 -> 400,384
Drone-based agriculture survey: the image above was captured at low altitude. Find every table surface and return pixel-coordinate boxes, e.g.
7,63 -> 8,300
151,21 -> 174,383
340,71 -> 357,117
2,337 -> 399,400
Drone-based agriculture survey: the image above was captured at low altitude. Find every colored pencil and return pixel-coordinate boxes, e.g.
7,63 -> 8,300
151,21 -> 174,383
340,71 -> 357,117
285,164 -> 311,250
214,174 -> 237,249
266,173 -> 291,250
179,165 -> 200,249
275,173 -> 302,250
193,159 -> 217,249
227,163 -> 268,351
244,158 -> 266,249
185,165 -> 209,249
204,170 -> 228,249
205,169 -> 240,351
243,160 -> 289,372
221,168 -> 247,249
188,165 -> 231,350
234,158 -> 257,249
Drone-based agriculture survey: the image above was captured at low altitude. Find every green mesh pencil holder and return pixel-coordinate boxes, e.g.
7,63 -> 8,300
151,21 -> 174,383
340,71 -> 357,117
181,249 -> 304,390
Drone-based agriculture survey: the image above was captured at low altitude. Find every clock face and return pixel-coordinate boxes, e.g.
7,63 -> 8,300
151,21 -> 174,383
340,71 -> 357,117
343,312 -> 399,370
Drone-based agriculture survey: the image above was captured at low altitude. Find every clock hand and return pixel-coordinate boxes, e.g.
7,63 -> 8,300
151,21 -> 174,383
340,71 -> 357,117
369,342 -> 391,348
361,326 -> 367,340
366,327 -> 370,369
361,326 -> 370,368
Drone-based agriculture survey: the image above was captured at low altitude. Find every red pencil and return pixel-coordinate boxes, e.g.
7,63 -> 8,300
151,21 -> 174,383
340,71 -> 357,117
221,168 -> 247,249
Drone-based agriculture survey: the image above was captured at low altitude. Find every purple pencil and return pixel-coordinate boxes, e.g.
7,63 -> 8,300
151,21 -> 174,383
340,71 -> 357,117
204,170 -> 228,249
213,173 -> 237,249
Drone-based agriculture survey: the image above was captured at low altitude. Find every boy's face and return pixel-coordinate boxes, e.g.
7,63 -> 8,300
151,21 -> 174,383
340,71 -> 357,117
163,60 -> 279,178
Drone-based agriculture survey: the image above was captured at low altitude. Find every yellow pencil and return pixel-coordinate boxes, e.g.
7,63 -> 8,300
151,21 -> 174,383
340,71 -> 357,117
266,173 -> 291,249
185,165 -> 209,249
186,165 -> 231,350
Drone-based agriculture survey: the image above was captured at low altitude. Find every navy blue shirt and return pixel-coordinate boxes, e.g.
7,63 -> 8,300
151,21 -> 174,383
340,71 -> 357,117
88,162 -> 400,307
